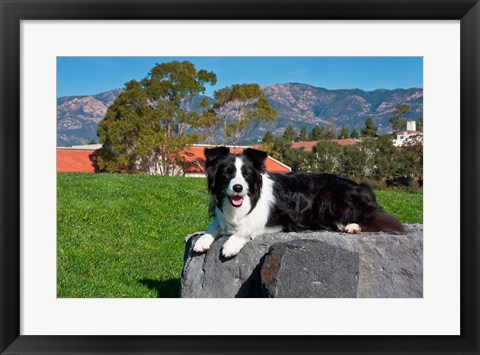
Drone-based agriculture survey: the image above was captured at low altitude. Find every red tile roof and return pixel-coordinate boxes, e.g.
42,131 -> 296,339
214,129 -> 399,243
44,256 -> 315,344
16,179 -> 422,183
291,139 -> 359,152
333,139 -> 360,146
182,146 -> 291,174
57,149 -> 97,173
57,146 -> 291,174
264,156 -> 291,173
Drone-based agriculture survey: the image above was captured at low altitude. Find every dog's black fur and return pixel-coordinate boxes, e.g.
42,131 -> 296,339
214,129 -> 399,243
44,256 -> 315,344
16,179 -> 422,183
204,146 -> 404,235
267,172 -> 404,233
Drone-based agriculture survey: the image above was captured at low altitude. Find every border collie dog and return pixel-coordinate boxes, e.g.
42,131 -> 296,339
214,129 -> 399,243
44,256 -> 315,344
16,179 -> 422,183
194,146 -> 405,258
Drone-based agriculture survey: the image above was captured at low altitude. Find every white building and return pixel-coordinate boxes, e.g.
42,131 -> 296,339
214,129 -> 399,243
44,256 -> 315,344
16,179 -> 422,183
393,120 -> 423,147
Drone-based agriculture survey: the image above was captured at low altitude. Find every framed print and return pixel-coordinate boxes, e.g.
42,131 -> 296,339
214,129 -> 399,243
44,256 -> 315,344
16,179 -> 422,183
1,0 -> 479,354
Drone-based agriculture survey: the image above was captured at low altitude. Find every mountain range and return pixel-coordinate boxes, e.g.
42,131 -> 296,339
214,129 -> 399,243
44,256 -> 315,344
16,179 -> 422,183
57,84 -> 422,146
57,89 -> 123,146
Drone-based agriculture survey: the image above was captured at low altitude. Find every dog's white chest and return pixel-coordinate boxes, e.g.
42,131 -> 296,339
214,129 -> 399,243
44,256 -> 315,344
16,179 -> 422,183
217,201 -> 250,235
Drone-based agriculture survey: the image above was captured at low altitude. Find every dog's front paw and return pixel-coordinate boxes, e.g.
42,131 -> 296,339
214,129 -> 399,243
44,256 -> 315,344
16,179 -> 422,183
221,236 -> 248,258
344,223 -> 362,234
193,234 -> 214,253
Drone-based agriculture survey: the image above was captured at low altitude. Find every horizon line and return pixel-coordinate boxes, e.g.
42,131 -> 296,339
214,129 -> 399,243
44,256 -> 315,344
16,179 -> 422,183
57,83 -> 423,98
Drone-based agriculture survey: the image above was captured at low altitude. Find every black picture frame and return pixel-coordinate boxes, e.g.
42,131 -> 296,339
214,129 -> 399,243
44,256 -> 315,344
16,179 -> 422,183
1,1 -> 479,354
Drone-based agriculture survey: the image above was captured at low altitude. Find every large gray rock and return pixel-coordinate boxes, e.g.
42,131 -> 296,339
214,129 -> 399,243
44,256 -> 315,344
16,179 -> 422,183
260,240 -> 359,298
181,225 -> 423,298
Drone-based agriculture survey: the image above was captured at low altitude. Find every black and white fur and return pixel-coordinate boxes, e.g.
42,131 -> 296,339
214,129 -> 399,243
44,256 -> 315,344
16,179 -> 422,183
194,147 -> 405,258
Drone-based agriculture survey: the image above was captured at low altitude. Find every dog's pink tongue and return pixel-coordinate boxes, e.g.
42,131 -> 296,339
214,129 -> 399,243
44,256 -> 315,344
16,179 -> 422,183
231,196 -> 243,206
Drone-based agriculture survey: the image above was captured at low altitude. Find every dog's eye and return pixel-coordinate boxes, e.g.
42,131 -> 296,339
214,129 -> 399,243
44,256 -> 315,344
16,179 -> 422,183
242,168 -> 251,177
223,168 -> 233,176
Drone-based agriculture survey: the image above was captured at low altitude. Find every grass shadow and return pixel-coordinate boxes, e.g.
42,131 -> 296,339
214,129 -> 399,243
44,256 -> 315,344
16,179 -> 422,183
139,278 -> 181,298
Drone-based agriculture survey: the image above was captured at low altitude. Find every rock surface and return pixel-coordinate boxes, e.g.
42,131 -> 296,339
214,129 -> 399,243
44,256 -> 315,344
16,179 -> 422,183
260,240 -> 359,298
181,225 -> 423,298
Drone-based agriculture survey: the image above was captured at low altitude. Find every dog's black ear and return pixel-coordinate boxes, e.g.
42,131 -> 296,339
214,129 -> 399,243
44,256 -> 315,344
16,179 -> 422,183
204,146 -> 230,192
243,148 -> 268,172
204,146 -> 230,170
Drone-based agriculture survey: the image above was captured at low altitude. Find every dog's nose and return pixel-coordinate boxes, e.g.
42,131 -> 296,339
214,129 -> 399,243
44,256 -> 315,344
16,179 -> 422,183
233,184 -> 243,193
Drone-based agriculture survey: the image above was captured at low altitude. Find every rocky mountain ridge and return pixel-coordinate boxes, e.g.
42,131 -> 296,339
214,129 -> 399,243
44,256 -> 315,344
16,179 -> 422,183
57,89 -> 122,146
57,85 -> 422,146
263,84 -> 422,136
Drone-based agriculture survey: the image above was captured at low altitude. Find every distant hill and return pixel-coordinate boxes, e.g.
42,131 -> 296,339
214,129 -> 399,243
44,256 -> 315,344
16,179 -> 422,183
57,89 -> 122,146
261,84 -> 423,137
57,85 -> 422,146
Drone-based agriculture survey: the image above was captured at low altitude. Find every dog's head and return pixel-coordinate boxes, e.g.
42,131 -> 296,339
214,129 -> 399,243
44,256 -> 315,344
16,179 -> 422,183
204,147 -> 268,212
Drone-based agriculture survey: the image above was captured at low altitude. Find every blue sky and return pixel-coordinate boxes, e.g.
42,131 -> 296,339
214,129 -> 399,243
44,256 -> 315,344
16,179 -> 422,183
57,57 -> 423,98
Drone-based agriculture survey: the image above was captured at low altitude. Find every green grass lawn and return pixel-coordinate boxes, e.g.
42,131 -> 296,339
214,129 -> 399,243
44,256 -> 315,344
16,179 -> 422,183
57,173 -> 423,298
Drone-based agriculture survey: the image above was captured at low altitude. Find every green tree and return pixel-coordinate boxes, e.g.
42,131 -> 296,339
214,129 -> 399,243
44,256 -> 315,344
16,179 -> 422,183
417,117 -> 423,131
97,61 -> 217,175
260,135 -> 308,172
360,117 -> 378,137
262,131 -> 275,143
299,141 -> 343,174
199,108 -> 222,144
394,104 -> 410,118
361,136 -> 397,180
266,137 -> 293,162
308,126 -> 336,140
342,144 -> 369,180
389,117 -> 407,131
282,124 -> 297,142
389,104 -> 410,131
393,136 -> 423,181
308,126 -> 323,140
321,128 -> 337,140
296,126 -> 307,142
211,84 -> 276,145
350,128 -> 359,139
282,143 -> 309,171
338,127 -> 350,139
